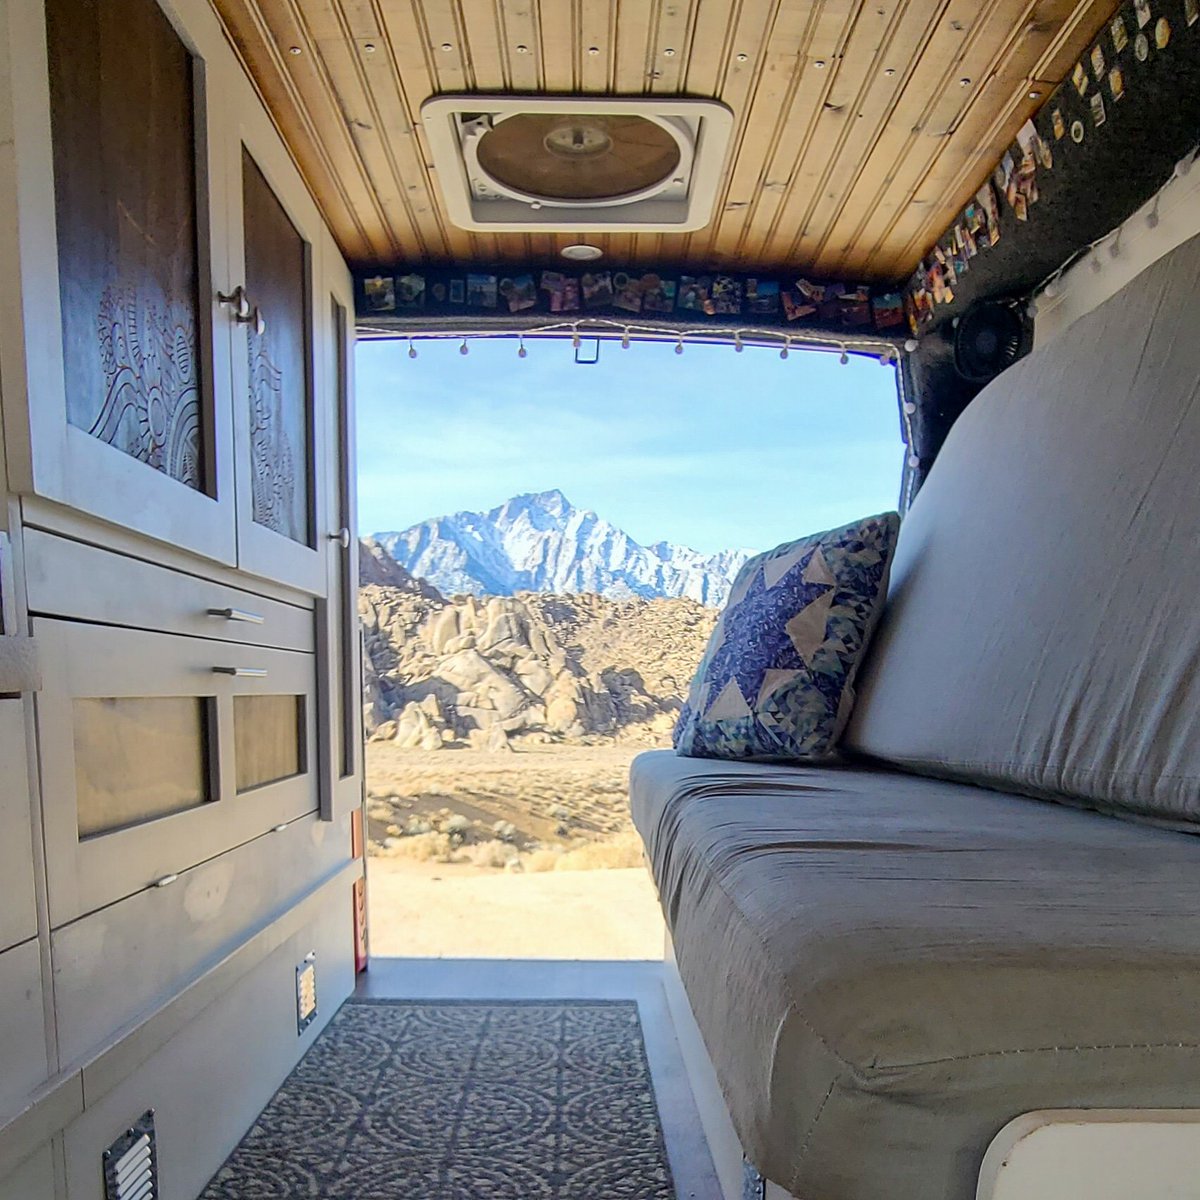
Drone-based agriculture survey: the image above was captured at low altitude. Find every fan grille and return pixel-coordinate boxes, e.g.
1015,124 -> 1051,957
476,114 -> 682,201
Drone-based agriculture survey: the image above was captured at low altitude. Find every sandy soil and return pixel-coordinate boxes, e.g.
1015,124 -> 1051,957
366,859 -> 665,960
365,742 -> 647,848
365,742 -> 666,959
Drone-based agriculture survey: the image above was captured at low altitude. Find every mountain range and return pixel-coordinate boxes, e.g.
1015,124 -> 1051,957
370,489 -> 750,607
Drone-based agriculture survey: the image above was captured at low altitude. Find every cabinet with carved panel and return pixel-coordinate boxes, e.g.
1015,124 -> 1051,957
0,0 -> 342,599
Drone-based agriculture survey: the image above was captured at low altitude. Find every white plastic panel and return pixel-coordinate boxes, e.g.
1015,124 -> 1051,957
0,699 -> 36,953
0,939 -> 50,1126
978,1110 -> 1200,1200
0,1142 -> 56,1200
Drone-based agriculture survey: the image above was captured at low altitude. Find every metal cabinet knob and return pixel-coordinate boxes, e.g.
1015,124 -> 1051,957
329,528 -> 352,550
217,285 -> 266,334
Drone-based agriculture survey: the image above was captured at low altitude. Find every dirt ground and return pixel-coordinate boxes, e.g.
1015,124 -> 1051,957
364,742 -> 667,959
366,859 -> 665,960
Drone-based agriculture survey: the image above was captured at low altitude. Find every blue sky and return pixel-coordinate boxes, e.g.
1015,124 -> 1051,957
356,336 -> 903,556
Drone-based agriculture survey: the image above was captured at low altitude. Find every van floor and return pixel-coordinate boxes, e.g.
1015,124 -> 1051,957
357,958 -> 723,1200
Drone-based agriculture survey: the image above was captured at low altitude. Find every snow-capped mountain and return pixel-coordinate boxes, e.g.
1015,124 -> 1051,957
371,490 -> 751,607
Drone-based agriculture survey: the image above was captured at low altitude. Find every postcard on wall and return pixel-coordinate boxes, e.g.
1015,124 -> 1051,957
1109,65 -> 1125,100
467,273 -> 498,308
710,275 -> 742,315
611,272 -> 644,313
449,279 -> 466,304
975,181 -> 1002,246
1090,42 -> 1106,78
1111,14 -> 1129,51
1051,107 -> 1067,140
500,274 -> 537,313
872,292 -> 906,330
395,273 -> 426,309
581,271 -> 614,309
363,275 -> 396,312
1090,90 -> 1107,126
540,271 -> 581,313
780,291 -> 817,321
794,278 -> 826,303
745,278 -> 780,314
640,275 -> 676,313
677,276 -> 711,312
1135,0 -> 1152,27
1156,16 -> 1171,45
1187,0 -> 1198,28
1072,60 -> 1089,95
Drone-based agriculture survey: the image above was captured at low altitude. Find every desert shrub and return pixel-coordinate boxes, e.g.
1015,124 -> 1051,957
462,839 -> 518,869
384,831 -> 458,862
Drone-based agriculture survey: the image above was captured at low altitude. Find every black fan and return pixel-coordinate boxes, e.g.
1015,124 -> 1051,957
953,301 -> 1026,383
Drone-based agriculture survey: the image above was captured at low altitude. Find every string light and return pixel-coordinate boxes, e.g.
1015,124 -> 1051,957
904,338 -> 919,353
879,349 -> 893,366
902,400 -> 917,415
1146,196 -> 1161,229
382,321 -> 901,363
1089,254 -> 1103,273
1108,230 -> 1122,260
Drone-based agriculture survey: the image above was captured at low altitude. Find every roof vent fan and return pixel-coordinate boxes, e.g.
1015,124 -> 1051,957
422,95 -> 733,232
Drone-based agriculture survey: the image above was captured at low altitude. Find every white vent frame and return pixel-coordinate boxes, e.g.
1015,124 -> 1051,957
421,95 -> 734,233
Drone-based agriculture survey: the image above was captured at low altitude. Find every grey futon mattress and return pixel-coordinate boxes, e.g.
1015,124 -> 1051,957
631,749 -> 1200,1200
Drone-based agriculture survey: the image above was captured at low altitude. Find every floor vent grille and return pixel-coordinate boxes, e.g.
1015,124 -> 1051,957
103,1111 -> 157,1200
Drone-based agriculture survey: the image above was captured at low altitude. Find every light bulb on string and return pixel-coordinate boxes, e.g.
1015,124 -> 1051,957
904,338 -> 919,353
779,338 -> 790,360
1108,231 -> 1122,260
675,335 -> 684,355
407,339 -> 417,359
517,336 -> 527,359
902,400 -> 917,415
1026,299 -> 1039,319
572,326 -> 581,350
1146,197 -> 1161,229
621,328 -> 631,350
459,337 -> 469,355
879,349 -> 893,366
734,332 -> 744,353
1089,254 -> 1103,274
839,347 -> 849,365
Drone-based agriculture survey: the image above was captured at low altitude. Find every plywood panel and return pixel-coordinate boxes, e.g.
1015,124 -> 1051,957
210,0 -> 1121,280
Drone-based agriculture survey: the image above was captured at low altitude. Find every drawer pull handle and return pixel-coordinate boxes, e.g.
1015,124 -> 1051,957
329,527 -> 351,550
273,823 -> 289,833
212,666 -> 268,677
208,607 -> 265,625
154,874 -> 178,888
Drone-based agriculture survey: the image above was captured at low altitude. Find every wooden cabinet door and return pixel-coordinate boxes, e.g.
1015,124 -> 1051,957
1,0 -> 236,564
226,118 -> 328,595
316,249 -> 363,820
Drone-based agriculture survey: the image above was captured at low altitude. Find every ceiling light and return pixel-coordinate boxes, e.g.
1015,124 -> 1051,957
561,243 -> 604,261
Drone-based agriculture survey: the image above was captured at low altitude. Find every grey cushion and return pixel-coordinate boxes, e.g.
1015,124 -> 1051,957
631,749 -> 1200,1200
844,232 -> 1200,827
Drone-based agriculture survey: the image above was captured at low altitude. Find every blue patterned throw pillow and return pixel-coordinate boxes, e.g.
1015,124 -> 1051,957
673,513 -> 900,761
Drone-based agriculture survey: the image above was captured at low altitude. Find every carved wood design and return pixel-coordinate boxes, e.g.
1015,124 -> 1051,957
242,150 -> 312,546
47,0 -> 206,491
94,285 -> 202,488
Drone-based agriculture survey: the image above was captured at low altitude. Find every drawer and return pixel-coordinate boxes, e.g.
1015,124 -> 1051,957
36,619 -> 320,925
0,940 -> 50,1125
51,812 -> 350,1069
0,700 -> 37,953
23,529 -> 313,651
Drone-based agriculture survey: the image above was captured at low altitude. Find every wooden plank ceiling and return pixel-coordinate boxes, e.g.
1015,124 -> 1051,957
211,0 -> 1119,281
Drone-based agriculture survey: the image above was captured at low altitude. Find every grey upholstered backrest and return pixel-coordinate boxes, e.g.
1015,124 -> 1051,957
846,232 -> 1200,828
